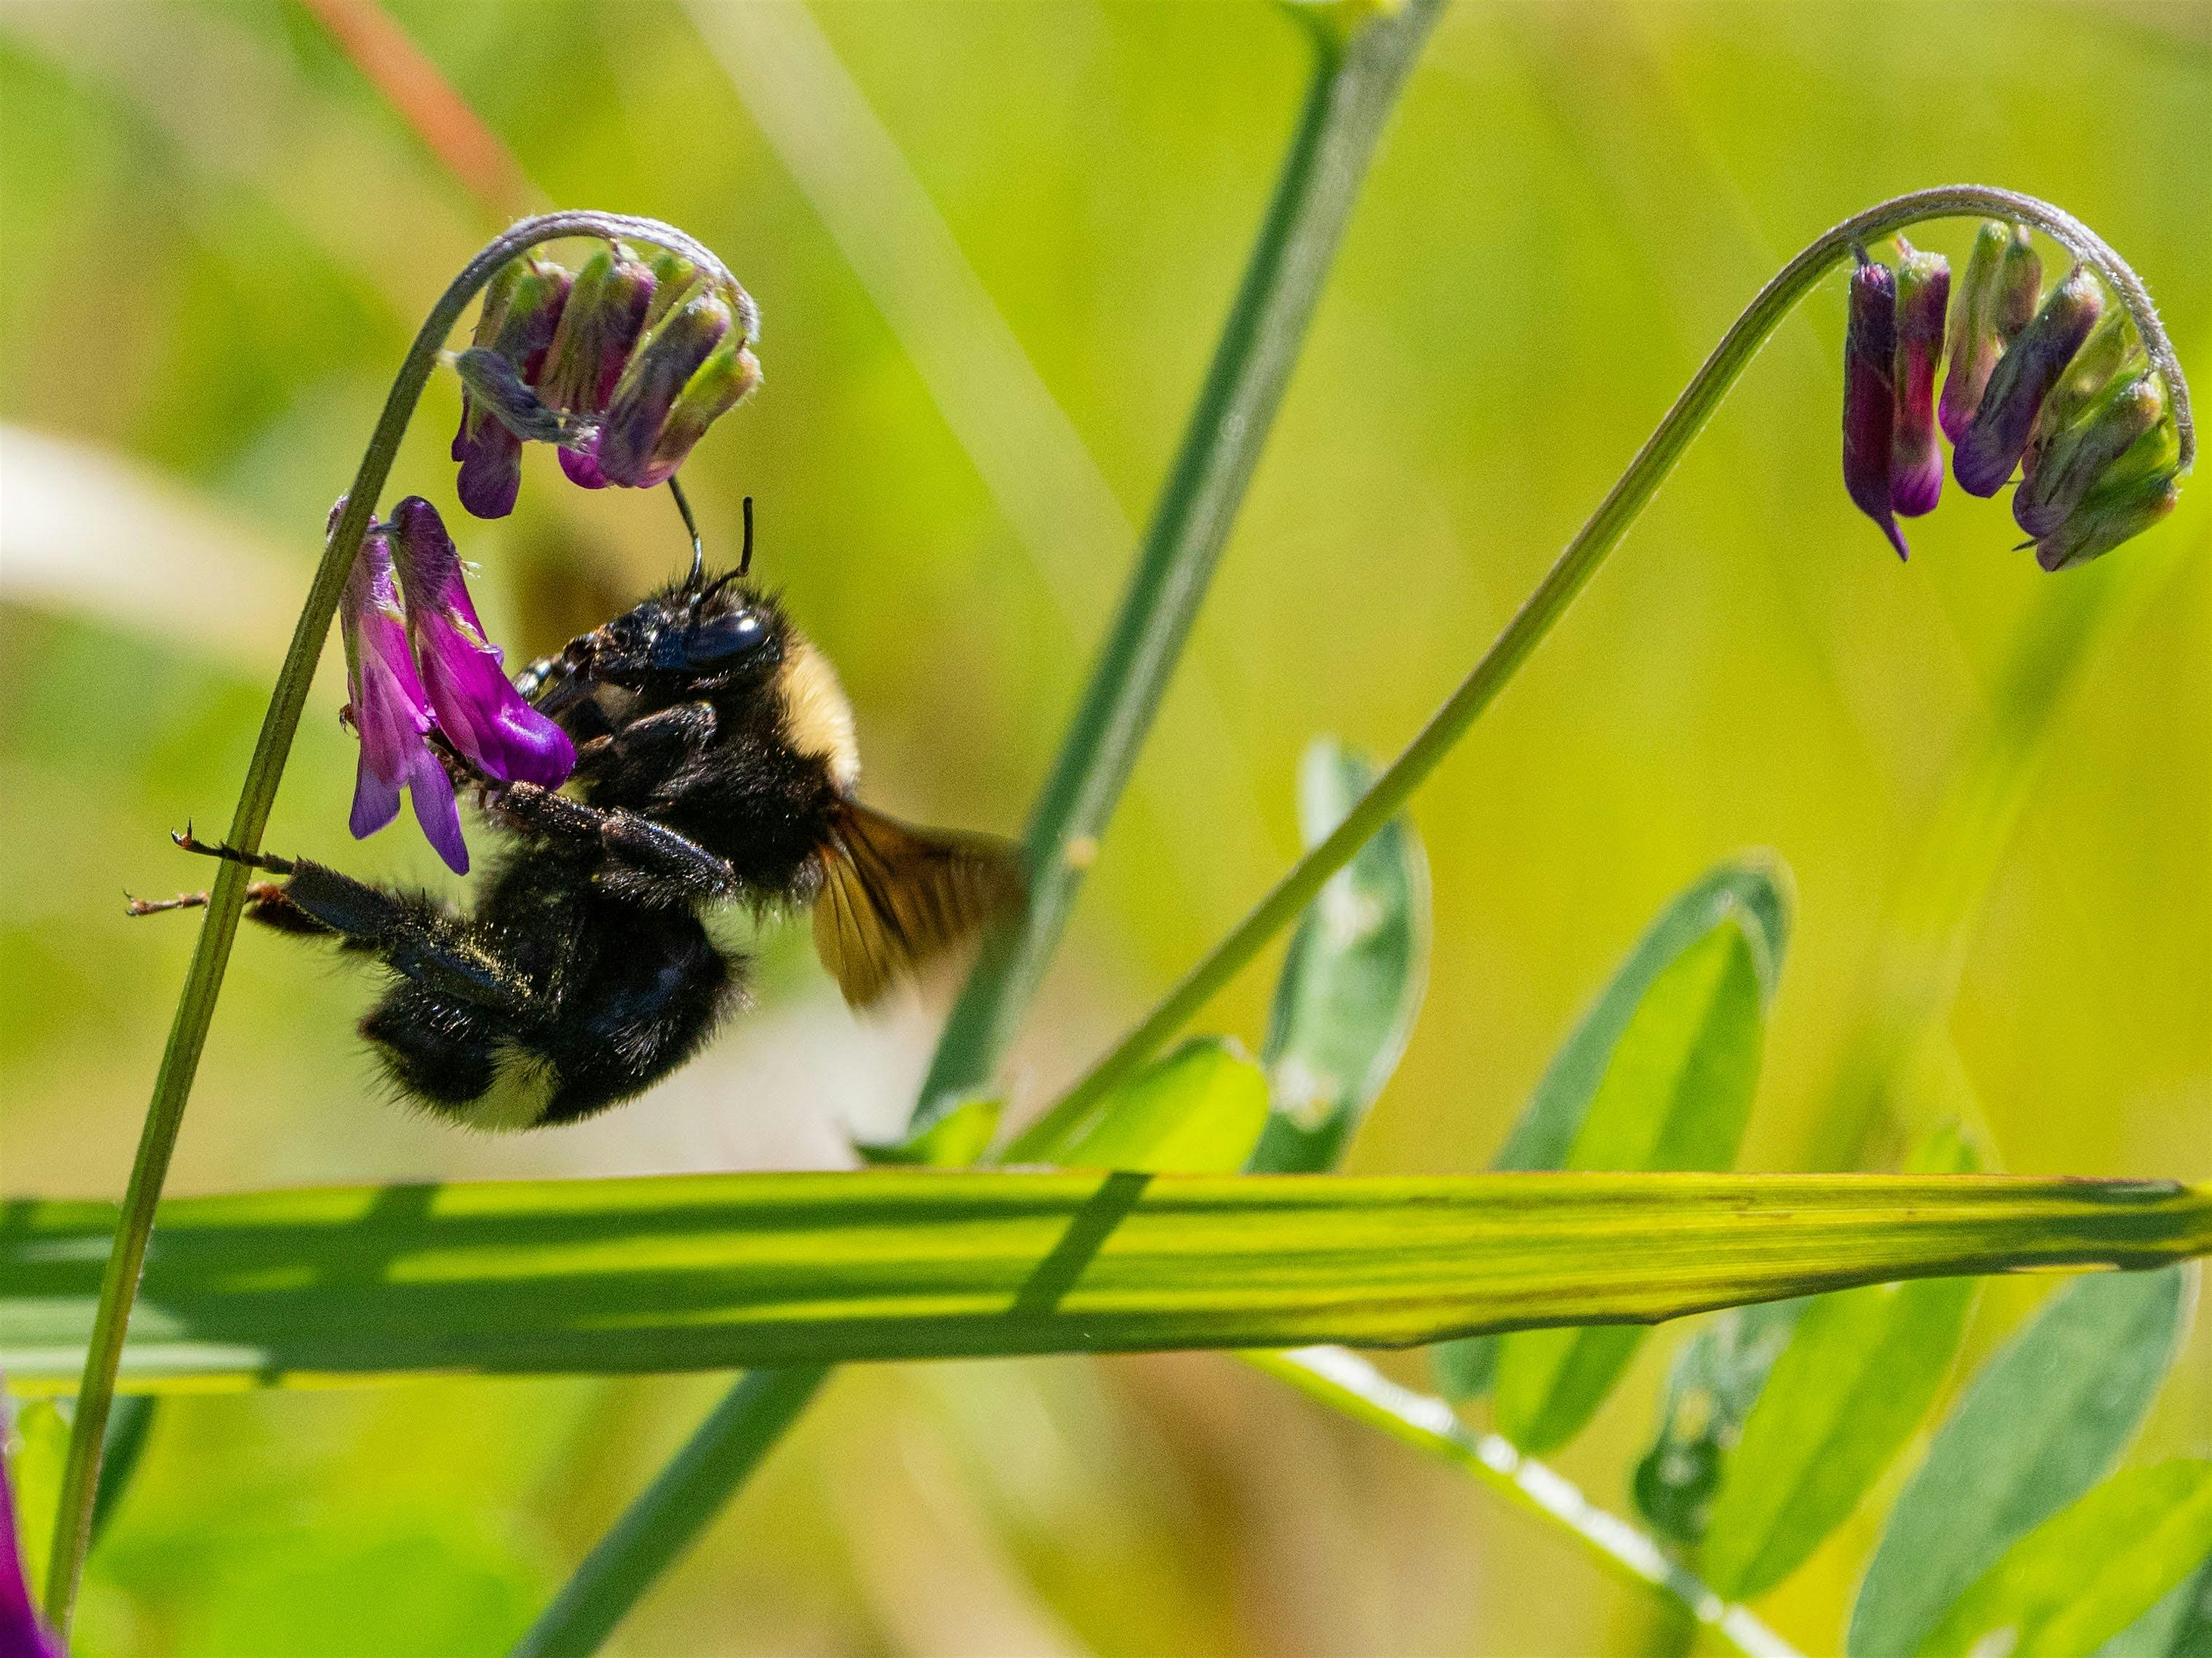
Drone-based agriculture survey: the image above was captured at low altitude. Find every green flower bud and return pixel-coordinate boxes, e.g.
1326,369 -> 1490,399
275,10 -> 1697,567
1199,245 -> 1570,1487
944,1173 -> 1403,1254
2014,369 -> 2165,540
2031,448 -> 2181,573
1939,222 -> 2012,442
1993,224 -> 2042,341
538,243 -> 657,420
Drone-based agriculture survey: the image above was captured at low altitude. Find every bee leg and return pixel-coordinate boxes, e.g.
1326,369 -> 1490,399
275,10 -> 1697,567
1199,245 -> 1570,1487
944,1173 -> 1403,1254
490,782 -> 740,905
170,826 -> 298,875
569,701 -> 717,788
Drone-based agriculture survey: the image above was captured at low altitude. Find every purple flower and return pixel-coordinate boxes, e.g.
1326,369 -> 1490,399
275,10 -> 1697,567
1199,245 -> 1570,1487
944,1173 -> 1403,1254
341,524 -> 469,874
385,497 -> 575,791
1889,241 -> 1950,519
1953,265 -> 2103,497
1,1441 -> 64,1658
596,288 -> 740,489
1842,252 -> 1907,559
451,259 -> 573,520
538,244 -> 657,489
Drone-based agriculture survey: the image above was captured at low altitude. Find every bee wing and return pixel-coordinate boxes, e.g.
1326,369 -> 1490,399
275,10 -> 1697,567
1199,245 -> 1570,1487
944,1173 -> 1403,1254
811,803 -> 1024,1006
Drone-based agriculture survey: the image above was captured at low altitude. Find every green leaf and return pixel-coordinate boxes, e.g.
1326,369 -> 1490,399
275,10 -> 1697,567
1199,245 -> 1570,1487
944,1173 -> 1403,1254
855,1094 -> 1004,1166
1631,1296 -> 1809,1546
1849,1264 -> 2195,1658
2095,1560 -> 2212,1658
1056,1038 -> 1270,1173
4,1396 -> 68,1598
1918,1463 -> 2212,1658
1249,738 -> 1431,1176
1491,918 -> 1773,1451
1432,856 -> 1790,1404
1701,1128 -> 1982,1600
1,1171 -> 2200,1391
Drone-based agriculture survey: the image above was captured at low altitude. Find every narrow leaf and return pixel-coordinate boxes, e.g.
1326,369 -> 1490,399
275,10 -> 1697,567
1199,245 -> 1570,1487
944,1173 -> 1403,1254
2094,1560 -> 2212,1658
1631,1297 -> 1810,1546
1918,1462 -> 2212,1658
855,1094 -> 1003,1167
1703,1130 -> 1981,1600
1250,738 -> 1431,1176
1433,856 -> 1790,1402
1493,919 -> 1772,1451
1,1173 -> 2200,1390
1849,1264 -> 2195,1658
1056,1038 -> 1270,1173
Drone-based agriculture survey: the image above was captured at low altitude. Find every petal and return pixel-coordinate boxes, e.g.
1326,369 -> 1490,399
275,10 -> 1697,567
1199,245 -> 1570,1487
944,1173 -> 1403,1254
559,434 -> 611,489
349,755 -> 402,840
405,743 -> 469,875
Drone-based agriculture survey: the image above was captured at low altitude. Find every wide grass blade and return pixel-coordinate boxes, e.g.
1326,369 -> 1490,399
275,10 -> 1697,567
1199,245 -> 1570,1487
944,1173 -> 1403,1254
1849,1264 -> 2195,1658
1433,857 -> 1789,1403
2,1172 -> 2205,1391
1249,739 -> 1430,1176
1918,1462 -> 2212,1658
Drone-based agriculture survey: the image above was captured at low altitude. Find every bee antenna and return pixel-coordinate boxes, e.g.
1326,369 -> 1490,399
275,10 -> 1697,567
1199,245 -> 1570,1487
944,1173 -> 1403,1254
669,476 -> 705,590
739,496 -> 755,577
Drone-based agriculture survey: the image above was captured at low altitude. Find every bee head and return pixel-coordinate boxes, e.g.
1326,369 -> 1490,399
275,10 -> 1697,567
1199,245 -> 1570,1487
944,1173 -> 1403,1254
560,576 -> 786,704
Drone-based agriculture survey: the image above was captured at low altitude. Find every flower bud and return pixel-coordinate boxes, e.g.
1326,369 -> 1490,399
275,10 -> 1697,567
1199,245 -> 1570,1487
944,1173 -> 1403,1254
1993,224 -> 2042,342
451,348 -> 569,444
538,243 -> 657,420
1953,265 -> 2102,498
451,259 -> 573,520
643,341 -> 762,486
1889,240 -> 1949,518
2030,448 -> 2181,573
595,288 -> 735,488
1842,253 -> 1907,558
387,496 -> 576,791
641,251 -> 702,331
1939,222 -> 2012,442
2021,312 -> 2134,480
2013,369 -> 2165,540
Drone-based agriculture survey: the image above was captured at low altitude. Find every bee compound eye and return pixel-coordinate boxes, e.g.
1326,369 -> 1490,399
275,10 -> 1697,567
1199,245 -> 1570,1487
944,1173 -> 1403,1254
687,610 -> 768,666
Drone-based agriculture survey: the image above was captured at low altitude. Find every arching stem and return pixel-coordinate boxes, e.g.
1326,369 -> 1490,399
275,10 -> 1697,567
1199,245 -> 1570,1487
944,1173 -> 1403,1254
42,211 -> 750,1640
1009,184 -> 2193,1160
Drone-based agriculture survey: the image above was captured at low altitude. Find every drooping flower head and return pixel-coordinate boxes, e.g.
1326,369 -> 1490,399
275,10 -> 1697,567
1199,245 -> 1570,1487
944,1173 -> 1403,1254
1889,239 -> 1950,519
1953,264 -> 2103,497
448,244 -> 757,511
340,520 -> 468,874
1842,251 -> 1907,558
452,259 -> 573,519
385,496 -> 576,791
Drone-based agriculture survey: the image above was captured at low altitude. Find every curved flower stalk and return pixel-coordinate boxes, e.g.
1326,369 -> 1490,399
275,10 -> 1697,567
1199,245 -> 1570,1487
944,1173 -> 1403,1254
45,212 -> 756,1642
1013,184 -> 2194,1159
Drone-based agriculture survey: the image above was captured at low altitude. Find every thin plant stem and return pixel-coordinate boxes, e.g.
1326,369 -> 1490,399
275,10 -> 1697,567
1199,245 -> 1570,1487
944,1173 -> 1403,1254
911,0 -> 1448,1130
509,12 -> 1449,1654
42,211 -> 751,1640
507,1368 -> 828,1658
1008,184 -> 2197,1160
1244,1348 -> 1803,1658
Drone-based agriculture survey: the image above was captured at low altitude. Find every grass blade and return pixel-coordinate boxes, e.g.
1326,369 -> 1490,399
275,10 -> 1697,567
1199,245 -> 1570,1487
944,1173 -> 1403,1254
1,1172 -> 2204,1391
1433,858 -> 1789,1404
1249,740 -> 1431,1176
1919,1463 -> 2212,1658
1849,1264 -> 2195,1658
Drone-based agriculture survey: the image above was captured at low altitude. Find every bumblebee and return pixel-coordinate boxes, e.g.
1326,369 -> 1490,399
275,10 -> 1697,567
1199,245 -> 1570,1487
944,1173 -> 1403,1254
170,517 -> 1021,1130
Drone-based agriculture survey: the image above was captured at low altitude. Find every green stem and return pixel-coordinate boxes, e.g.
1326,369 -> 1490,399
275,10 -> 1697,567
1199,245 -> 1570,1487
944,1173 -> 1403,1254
507,1368 -> 828,1658
511,13 -> 1447,1653
41,210 -> 748,1641
911,0 -> 1448,1130
1245,1348 -> 1803,1658
1007,184 -> 2196,1161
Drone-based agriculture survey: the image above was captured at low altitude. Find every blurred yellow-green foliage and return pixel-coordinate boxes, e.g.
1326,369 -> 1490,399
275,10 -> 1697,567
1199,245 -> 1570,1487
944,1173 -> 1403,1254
1,3 -> 2205,1654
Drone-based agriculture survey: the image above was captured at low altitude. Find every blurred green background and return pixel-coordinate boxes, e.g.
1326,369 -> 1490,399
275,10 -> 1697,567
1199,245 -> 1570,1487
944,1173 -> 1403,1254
1,3 -> 2205,1654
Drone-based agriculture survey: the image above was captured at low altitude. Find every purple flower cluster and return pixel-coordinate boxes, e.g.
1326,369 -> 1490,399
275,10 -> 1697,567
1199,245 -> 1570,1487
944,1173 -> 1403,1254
1843,223 -> 2182,570
450,245 -> 761,519
339,496 -> 575,874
